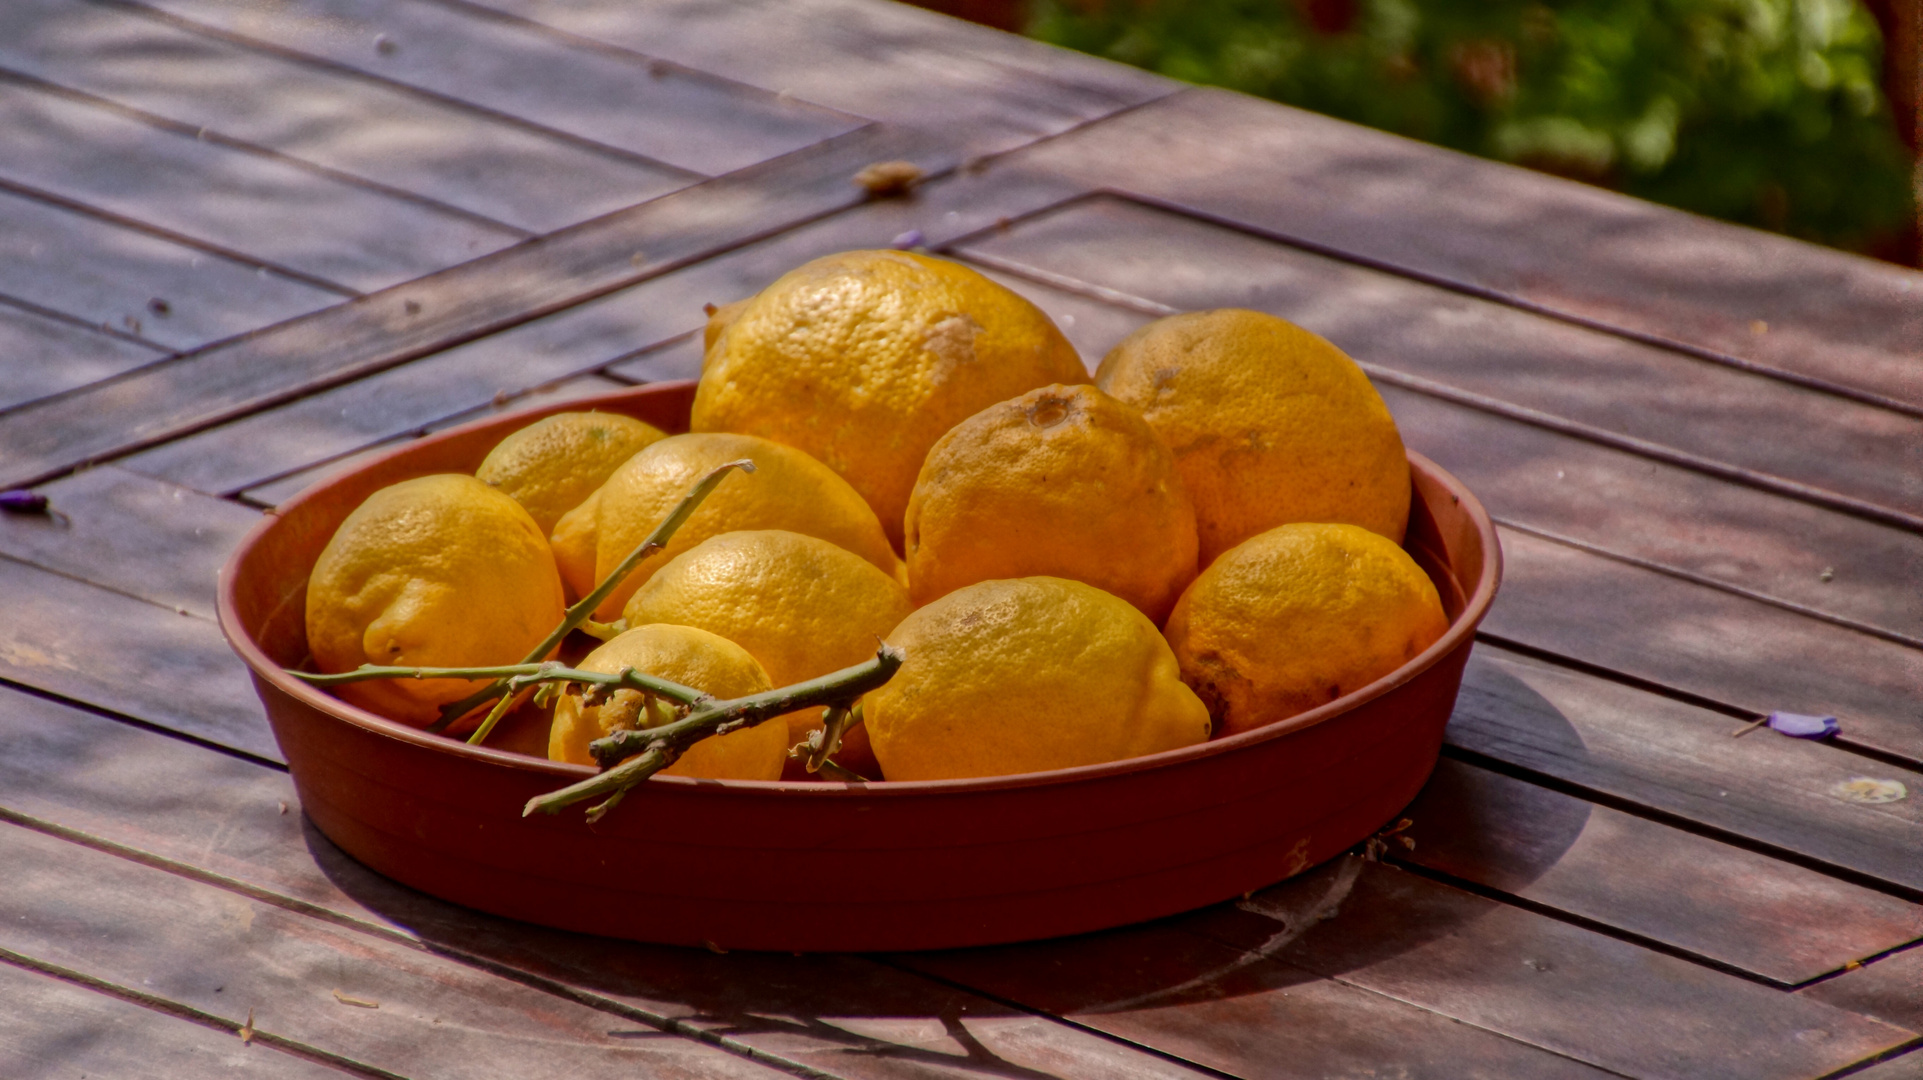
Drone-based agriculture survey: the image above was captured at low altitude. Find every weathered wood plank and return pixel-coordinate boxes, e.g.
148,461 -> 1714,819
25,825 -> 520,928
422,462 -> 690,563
238,373 -> 632,507
461,0 -> 1174,153
0,464 -> 260,619
0,121 -> 954,491
0,823 -> 798,1080
1848,1051 -> 1923,1080
0,76 -> 520,292
895,917 -> 1625,1079
0,957 -> 351,1080
909,857 -> 1914,1080
1372,384 -> 1923,648
117,166 -> 1085,496
1488,527 -> 1923,767
135,0 -> 864,176
0,557 -> 272,760
0,185 -> 341,352
957,196 -> 1923,526
1400,758 -> 1923,985
1799,947 -> 1923,1033
0,299 -> 163,412
1449,646 -> 1923,895
0,687 -> 1222,1080
997,88 -> 1923,411
0,0 -> 697,233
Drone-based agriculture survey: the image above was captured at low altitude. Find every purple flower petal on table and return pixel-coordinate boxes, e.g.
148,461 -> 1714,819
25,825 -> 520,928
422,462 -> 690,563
1766,711 -> 1840,739
891,229 -> 925,250
0,489 -> 48,514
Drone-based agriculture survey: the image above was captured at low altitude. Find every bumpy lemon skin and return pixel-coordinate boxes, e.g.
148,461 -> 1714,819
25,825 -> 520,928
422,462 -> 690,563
548,624 -> 788,781
476,411 -> 666,534
905,383 -> 1197,624
1096,309 -> 1411,565
622,530 -> 911,751
1165,523 -> 1450,737
548,486 -> 601,601
691,250 -> 1089,549
866,577 -> 1211,781
587,432 -> 901,619
305,474 -> 566,727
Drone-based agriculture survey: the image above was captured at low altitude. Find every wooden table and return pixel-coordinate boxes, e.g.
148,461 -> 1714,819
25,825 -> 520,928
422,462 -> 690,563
1,1 -> 1920,1076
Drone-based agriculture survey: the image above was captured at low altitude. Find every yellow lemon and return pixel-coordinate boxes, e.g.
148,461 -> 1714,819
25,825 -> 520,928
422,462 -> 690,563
692,250 -> 1088,548
548,624 -> 788,781
584,432 -> 900,619
548,486 -> 602,601
1165,523 -> 1449,737
476,411 -> 666,534
1096,309 -> 1410,564
305,474 -> 565,726
622,530 -> 911,756
904,383 -> 1197,623
866,577 -> 1210,781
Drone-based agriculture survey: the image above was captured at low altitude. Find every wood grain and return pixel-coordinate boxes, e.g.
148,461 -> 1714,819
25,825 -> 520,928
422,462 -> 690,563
133,0 -> 865,176
467,0 -> 1175,154
1449,646 -> 1923,895
119,164 -> 1085,496
0,184 -> 340,352
0,0 -> 697,233
0,556 -> 272,760
1190,860 -> 1913,1079
0,823 -> 796,1080
998,88 -> 1923,412
238,373 -> 631,508
958,196 -> 1923,525
0,299 -> 163,412
1400,758 -> 1923,985
1799,947 -> 1923,1034
1488,527 -> 1923,767
0,464 -> 259,619
0,957 -> 352,1080
0,686 -> 1224,1080
0,76 -> 520,291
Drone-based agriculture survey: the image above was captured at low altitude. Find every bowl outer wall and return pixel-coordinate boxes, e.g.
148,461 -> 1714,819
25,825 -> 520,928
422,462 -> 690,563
218,381 -> 1502,952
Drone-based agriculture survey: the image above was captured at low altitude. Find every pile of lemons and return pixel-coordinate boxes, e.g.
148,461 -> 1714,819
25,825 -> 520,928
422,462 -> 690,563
305,251 -> 1448,783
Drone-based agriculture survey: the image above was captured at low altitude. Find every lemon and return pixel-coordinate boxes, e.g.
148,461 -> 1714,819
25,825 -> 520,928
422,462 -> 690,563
692,250 -> 1088,547
548,624 -> 788,781
583,432 -> 901,619
904,383 -> 1197,623
622,529 -> 911,755
476,411 -> 666,534
305,474 -> 565,726
1165,523 -> 1449,737
1096,309 -> 1410,564
866,577 -> 1210,781
548,486 -> 601,601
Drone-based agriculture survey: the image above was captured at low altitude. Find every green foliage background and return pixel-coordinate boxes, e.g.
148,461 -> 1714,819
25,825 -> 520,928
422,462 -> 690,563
1030,0 -> 1914,252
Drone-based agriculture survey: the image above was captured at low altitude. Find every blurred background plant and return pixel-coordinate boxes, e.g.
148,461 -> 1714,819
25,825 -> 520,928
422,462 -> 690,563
1000,0 -> 1916,258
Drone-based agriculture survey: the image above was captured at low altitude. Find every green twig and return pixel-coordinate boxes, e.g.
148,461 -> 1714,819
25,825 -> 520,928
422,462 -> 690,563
422,459 -> 754,731
523,644 -> 904,819
290,660 -> 706,707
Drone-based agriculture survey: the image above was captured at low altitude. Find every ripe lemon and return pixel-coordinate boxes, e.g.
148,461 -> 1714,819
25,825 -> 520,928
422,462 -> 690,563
1096,309 -> 1410,565
866,577 -> 1210,781
476,411 -> 666,535
904,384 -> 1197,623
548,486 -> 601,601
1165,523 -> 1449,737
306,474 -> 566,726
548,624 -> 788,781
583,432 -> 901,619
692,250 -> 1088,548
622,530 -> 911,757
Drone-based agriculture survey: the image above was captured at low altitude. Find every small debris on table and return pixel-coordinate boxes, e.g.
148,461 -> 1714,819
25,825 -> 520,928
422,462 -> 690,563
853,160 -> 923,196
0,489 -> 49,514
332,989 -> 380,1008
1831,778 -> 1907,805
891,229 -> 925,250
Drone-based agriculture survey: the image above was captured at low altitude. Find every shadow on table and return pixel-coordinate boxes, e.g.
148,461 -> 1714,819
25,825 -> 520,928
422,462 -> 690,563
305,663 -> 1587,1059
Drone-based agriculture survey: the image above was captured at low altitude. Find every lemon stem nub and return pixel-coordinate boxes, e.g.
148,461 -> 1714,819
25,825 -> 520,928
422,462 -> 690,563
419,459 -> 755,731
522,643 -> 903,820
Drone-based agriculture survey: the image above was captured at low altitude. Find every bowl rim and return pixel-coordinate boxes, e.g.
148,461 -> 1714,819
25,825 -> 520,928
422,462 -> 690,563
217,381 -> 1502,800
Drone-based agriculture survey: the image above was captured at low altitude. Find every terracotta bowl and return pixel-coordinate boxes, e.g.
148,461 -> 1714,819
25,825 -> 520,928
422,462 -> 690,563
219,380 -> 1501,952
